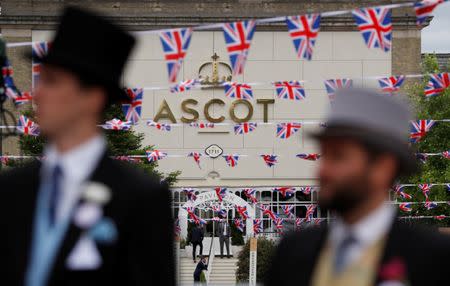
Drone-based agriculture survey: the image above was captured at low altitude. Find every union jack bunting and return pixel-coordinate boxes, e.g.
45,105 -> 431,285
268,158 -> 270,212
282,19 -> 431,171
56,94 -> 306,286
418,184 -> 433,199
174,218 -> 181,235
435,215 -> 447,221
414,0 -> 445,26
188,152 -> 202,169
399,202 -> 412,212
189,122 -> 215,128
272,187 -> 295,198
273,81 -> 306,101
16,115 -> 40,136
285,14 -> 321,60
274,217 -> 284,232
212,205 -> 227,218
159,28 -> 193,82
392,185 -> 413,200
243,188 -> 258,204
234,218 -> 244,232
2,59 -> 22,101
103,119 -> 132,131
31,41 -> 51,88
215,187 -> 228,202
236,206 -> 250,220
424,72 -> 450,97
223,154 -> 240,167
409,120 -> 435,143
253,219 -> 263,234
223,82 -> 253,100
185,207 -> 206,225
170,79 -> 199,93
424,201 -> 438,210
299,186 -> 314,195
259,204 -> 277,221
416,153 -> 429,164
377,76 -> 406,94
324,78 -> 353,102
281,205 -> 295,218
122,88 -> 143,124
0,156 -> 9,165
305,204 -> 317,222
222,20 -> 256,75
443,151 -> 450,159
147,120 -> 172,131
183,188 -> 197,202
296,153 -> 320,161
145,150 -> 168,162
352,7 -> 392,52
276,122 -> 302,139
114,156 -> 141,163
212,217 -> 224,222
260,154 -> 278,167
234,122 -> 257,134
295,217 -> 306,227
313,218 -> 325,226
14,91 -> 33,105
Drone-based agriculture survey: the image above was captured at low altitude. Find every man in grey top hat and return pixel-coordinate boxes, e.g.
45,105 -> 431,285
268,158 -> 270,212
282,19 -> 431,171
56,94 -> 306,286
265,88 -> 450,286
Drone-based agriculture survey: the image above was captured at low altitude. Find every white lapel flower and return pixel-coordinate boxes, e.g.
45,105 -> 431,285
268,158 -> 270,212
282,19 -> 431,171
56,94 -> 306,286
82,182 -> 112,205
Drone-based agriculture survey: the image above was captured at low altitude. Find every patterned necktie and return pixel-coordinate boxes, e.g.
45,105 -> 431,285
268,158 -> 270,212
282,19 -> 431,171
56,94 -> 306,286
48,164 -> 62,227
334,233 -> 357,274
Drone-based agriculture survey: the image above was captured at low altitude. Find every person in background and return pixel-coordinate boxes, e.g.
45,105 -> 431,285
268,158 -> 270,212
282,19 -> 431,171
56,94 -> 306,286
265,88 -> 450,286
193,255 -> 208,284
0,6 -> 174,286
191,224 -> 204,263
217,219 -> 231,258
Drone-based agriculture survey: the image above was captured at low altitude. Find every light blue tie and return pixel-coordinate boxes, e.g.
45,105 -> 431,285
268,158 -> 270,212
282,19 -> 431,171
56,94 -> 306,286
334,233 -> 357,274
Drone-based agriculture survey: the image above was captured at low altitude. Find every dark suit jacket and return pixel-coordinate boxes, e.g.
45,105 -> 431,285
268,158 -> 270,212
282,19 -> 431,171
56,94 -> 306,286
217,222 -> 231,238
265,220 -> 450,286
191,227 -> 204,243
0,153 -> 175,286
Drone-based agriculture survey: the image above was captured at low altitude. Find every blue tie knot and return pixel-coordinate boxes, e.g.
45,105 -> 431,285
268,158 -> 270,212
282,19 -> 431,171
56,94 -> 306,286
334,233 -> 357,274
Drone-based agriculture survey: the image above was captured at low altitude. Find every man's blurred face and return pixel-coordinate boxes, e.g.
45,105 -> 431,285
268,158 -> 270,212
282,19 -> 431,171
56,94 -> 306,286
317,138 -> 373,214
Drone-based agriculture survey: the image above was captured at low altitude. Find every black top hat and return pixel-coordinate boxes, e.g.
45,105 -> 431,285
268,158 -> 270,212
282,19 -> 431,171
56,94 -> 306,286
32,6 -> 136,103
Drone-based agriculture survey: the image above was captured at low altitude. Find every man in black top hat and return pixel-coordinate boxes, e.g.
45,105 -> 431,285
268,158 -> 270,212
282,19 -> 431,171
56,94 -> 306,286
0,6 -> 174,286
265,89 -> 450,286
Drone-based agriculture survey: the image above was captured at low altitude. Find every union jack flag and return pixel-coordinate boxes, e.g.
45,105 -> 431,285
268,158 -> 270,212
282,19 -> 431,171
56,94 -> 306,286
147,120 -> 172,131
122,88 -> 143,124
399,202 -> 412,212
17,115 -> 40,136
295,217 -> 306,227
273,81 -> 306,101
274,217 -> 284,232
0,156 -> 9,165
215,187 -> 228,202
14,91 -> 33,105
352,7 -> 392,52
183,188 -> 197,202
223,154 -> 240,167
174,218 -> 181,235
146,150 -> 168,162
223,82 -> 253,99
324,78 -> 353,102
435,215 -> 447,221
260,154 -> 278,167
234,122 -> 257,134
114,156 -> 141,163
285,14 -> 321,60
234,218 -> 244,232
273,187 -> 295,198
159,28 -> 193,82
185,207 -> 206,225
212,205 -> 227,218
424,201 -> 438,210
281,205 -> 295,217
409,120 -> 435,143
392,185 -> 412,200
378,76 -> 406,94
259,204 -> 277,221
419,184 -> 433,199
276,122 -> 302,139
31,41 -> 51,88
170,79 -> 199,93
188,152 -> 202,169
253,219 -> 263,234
442,151 -> 450,159
2,59 -> 22,101
416,153 -> 429,163
424,72 -> 450,97
414,0 -> 445,26
103,118 -> 132,131
305,204 -> 316,222
296,153 -> 320,161
189,122 -> 215,128
299,186 -> 314,195
223,20 -> 256,75
236,206 -> 250,220
212,217 -> 224,222
243,188 -> 258,204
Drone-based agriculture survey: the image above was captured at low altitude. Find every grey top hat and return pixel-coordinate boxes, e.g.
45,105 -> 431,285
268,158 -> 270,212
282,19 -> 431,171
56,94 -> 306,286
310,88 -> 417,176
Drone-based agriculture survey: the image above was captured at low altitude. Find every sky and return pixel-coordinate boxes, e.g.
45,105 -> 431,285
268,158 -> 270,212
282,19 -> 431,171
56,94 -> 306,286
421,2 -> 450,53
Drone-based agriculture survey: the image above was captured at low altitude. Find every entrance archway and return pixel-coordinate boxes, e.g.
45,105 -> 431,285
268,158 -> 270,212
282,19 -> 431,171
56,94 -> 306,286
179,190 -> 255,238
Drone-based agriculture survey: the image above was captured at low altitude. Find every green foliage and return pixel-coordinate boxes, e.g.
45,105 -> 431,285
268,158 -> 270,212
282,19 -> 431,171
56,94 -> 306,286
236,237 -> 276,283
230,222 -> 244,245
400,54 -> 450,226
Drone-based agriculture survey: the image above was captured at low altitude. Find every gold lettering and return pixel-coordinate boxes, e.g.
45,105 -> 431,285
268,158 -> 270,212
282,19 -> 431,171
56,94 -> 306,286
256,99 -> 275,123
181,99 -> 199,123
154,99 -> 176,123
230,99 -> 253,123
204,99 -> 225,123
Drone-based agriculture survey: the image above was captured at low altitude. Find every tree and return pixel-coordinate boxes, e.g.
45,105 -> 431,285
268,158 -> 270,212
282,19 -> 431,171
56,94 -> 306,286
399,54 -> 450,226
236,237 -> 276,283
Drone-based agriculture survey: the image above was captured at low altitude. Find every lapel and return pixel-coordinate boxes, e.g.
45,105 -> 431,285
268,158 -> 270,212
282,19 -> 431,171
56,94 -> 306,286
48,152 -> 114,278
